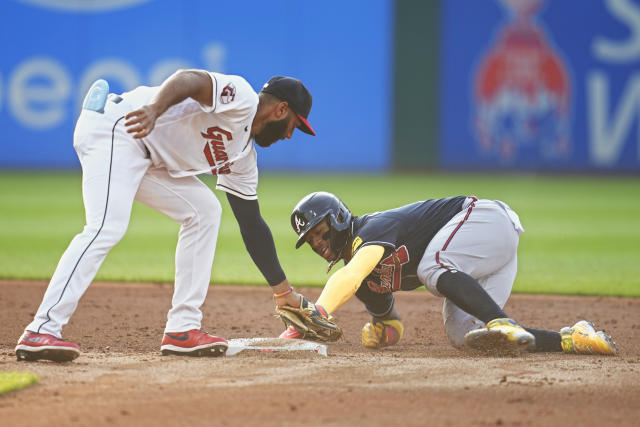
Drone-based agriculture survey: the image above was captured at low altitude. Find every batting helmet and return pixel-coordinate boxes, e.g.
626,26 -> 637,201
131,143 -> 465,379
291,192 -> 353,254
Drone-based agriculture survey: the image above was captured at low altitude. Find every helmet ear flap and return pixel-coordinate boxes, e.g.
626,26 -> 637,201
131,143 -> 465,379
328,228 -> 349,254
327,211 -> 352,254
328,206 -> 351,233
328,213 -> 340,231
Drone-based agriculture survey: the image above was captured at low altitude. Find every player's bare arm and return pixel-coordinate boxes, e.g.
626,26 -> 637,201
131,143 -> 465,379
124,69 -> 213,138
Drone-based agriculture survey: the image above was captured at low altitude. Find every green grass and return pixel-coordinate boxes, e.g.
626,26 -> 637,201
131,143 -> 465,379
0,372 -> 38,395
1,172 -> 638,296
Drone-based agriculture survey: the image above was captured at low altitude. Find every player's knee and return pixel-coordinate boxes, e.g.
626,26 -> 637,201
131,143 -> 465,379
83,221 -> 128,248
443,310 -> 484,348
184,196 -> 221,234
102,222 -> 129,243
208,196 -> 222,222
444,321 -> 468,348
201,196 -> 221,227
417,262 -> 448,297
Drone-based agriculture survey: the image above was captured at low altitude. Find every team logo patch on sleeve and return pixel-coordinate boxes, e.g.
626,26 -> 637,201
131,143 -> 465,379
352,236 -> 363,254
220,83 -> 236,104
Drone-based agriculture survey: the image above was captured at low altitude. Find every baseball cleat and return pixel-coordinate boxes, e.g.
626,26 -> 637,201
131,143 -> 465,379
362,318 -> 404,349
464,318 -> 536,353
279,326 -> 302,339
560,320 -> 617,355
160,329 -> 228,357
15,331 -> 81,362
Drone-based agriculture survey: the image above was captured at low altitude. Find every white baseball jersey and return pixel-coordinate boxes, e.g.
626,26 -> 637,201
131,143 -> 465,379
25,72 -> 265,341
123,72 -> 260,200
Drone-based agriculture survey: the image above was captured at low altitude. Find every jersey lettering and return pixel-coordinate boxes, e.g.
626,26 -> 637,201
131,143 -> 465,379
367,245 -> 410,294
202,126 -> 233,175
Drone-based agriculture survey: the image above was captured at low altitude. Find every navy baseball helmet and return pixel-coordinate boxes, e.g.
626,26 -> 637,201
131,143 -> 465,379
291,192 -> 352,253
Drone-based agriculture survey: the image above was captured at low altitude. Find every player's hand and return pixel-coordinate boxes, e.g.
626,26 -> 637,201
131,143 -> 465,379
275,296 -> 343,342
275,289 -> 302,308
124,104 -> 159,138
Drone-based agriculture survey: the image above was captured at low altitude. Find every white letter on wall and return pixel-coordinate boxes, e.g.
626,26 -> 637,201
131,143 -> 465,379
594,0 -> 640,62
588,71 -> 640,165
9,57 -> 71,129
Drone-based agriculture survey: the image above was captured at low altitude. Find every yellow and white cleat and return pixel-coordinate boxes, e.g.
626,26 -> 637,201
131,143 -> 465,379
560,320 -> 617,355
464,318 -> 536,353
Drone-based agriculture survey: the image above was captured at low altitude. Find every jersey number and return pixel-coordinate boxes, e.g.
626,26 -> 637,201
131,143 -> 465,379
367,245 -> 410,294
201,126 -> 232,175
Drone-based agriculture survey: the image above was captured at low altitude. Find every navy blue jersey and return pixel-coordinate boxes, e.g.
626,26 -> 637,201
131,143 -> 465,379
351,196 -> 466,314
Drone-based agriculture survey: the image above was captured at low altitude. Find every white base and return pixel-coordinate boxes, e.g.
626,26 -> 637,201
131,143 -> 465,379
226,337 -> 327,356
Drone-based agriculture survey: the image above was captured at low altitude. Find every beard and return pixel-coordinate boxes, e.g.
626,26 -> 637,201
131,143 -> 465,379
254,116 -> 290,147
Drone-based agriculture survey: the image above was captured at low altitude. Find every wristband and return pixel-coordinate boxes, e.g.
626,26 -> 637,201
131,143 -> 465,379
273,287 -> 294,298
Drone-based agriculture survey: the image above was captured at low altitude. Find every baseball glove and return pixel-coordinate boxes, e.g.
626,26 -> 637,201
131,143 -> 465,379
275,297 -> 343,342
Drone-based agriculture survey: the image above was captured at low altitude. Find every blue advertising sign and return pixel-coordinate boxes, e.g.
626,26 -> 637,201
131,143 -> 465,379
0,0 -> 392,171
440,0 -> 640,172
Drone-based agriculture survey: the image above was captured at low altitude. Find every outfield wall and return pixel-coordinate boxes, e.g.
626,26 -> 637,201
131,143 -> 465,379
1,0 -> 638,172
0,0 -> 393,171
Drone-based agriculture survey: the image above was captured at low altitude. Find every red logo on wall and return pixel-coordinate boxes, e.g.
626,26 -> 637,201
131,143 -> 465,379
201,126 -> 233,174
474,0 -> 571,162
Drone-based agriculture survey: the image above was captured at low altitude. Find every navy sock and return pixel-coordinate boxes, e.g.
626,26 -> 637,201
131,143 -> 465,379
435,270 -> 507,324
525,328 -> 563,352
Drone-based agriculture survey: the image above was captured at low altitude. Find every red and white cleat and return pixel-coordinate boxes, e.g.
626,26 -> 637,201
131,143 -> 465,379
279,326 -> 302,339
15,331 -> 81,362
160,329 -> 228,357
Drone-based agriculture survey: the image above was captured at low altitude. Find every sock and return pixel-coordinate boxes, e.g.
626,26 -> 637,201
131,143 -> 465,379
435,270 -> 507,324
525,328 -> 563,352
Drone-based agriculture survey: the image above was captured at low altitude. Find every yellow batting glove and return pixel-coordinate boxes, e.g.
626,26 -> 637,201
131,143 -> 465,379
361,319 -> 404,348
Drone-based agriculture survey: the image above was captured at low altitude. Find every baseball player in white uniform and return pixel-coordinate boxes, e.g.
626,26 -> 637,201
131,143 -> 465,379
281,191 -> 617,356
16,70 -> 313,362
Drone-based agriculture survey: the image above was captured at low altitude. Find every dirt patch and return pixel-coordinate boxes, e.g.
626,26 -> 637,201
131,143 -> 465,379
1,280 -> 639,426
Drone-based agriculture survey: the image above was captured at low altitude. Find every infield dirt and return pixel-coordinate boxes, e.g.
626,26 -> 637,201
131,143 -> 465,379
1,280 -> 639,426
